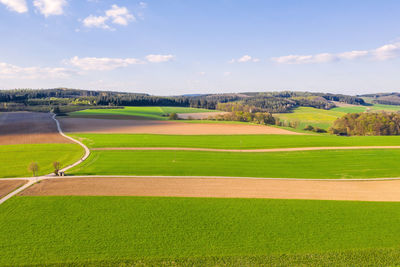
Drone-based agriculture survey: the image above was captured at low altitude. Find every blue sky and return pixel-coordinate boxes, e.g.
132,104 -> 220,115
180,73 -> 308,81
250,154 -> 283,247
0,0 -> 400,95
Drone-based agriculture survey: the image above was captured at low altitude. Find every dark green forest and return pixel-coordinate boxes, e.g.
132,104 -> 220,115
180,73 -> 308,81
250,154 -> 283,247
0,88 -> 367,114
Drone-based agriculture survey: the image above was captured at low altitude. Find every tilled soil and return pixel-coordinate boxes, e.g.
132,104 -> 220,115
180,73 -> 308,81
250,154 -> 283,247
0,180 -> 26,198
58,118 -> 301,135
0,112 -> 71,145
19,177 -> 400,201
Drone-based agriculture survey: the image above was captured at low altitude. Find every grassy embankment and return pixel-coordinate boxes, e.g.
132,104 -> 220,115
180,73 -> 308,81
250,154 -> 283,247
69,149 -> 400,179
2,196 -> 400,266
67,106 -> 216,120
0,144 -> 83,178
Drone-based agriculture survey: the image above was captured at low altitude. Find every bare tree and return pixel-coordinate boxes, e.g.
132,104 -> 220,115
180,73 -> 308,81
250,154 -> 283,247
53,161 -> 61,176
28,162 -> 39,177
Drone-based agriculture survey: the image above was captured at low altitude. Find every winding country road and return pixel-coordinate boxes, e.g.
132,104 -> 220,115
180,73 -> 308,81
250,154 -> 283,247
0,114 -> 90,205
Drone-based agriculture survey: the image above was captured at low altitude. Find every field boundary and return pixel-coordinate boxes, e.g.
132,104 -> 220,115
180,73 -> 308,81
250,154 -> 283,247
91,146 -> 400,152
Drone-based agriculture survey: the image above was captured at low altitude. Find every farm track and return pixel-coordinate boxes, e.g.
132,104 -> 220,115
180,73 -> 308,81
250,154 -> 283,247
92,146 -> 400,152
0,114 -> 90,205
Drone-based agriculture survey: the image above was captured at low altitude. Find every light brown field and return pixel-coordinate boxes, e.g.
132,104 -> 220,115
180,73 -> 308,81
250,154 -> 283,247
0,180 -> 26,198
177,112 -> 228,120
0,112 -> 72,145
58,118 -> 301,135
19,177 -> 400,201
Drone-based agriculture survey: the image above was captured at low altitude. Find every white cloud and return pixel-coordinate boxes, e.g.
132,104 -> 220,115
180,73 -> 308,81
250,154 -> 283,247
33,0 -> 67,17
0,62 -> 73,79
374,43 -> 400,60
83,15 -> 110,29
139,2 -> 147,8
198,71 -> 206,76
0,0 -> 28,13
145,54 -> 175,63
105,4 -> 135,25
230,55 -> 260,63
67,56 -> 143,71
273,42 -> 400,64
82,4 -> 134,30
223,71 -> 231,76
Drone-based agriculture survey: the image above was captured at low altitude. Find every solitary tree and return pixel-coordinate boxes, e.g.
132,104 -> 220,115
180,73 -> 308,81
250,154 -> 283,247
169,112 -> 178,120
28,162 -> 39,177
53,161 -> 61,176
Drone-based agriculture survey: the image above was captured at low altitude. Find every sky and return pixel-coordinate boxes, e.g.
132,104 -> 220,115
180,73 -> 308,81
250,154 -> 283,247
0,0 -> 400,95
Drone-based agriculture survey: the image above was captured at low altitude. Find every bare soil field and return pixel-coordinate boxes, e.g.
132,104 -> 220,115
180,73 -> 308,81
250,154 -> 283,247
20,177 -> 400,201
177,112 -> 228,120
58,118 -> 300,135
0,112 -> 72,145
0,180 -> 26,198
332,101 -> 361,107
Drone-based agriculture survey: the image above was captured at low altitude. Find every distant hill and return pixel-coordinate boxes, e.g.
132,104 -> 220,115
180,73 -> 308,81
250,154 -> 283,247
359,93 -> 400,105
0,88 -> 368,114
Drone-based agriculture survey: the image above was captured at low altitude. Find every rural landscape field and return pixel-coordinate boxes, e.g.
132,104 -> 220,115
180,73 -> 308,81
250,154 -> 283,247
2,1 -> 400,266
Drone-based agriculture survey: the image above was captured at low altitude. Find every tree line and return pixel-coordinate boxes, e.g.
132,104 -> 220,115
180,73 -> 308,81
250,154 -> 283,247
329,112 -> 400,136
0,88 -> 367,114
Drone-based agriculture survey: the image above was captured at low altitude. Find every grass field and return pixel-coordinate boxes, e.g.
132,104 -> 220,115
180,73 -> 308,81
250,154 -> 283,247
275,104 -> 400,130
70,149 -> 400,179
68,106 -> 216,120
0,144 -> 83,178
70,133 -> 400,149
2,196 -> 400,266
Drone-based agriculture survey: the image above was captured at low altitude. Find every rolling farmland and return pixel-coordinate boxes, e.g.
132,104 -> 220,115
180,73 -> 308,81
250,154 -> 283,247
2,196 -> 400,266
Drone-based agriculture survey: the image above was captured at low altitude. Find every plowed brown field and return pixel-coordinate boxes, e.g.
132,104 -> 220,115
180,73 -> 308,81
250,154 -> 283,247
58,118 -> 301,135
0,112 -> 72,145
0,180 -> 26,198
19,177 -> 400,201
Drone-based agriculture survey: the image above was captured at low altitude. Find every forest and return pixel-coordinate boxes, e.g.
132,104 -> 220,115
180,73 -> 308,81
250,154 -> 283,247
0,88 -> 367,114
329,112 -> 400,136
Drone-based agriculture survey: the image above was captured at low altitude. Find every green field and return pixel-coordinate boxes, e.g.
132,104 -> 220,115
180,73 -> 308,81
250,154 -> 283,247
70,133 -> 400,149
275,104 -> 400,130
2,196 -> 400,266
70,149 -> 400,179
68,106 -> 216,120
0,144 -> 83,178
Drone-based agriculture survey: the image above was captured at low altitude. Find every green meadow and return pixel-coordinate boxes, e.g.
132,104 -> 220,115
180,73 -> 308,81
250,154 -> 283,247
0,144 -> 83,178
70,149 -> 400,179
71,133 -> 400,149
68,106 -> 215,120
2,196 -> 400,266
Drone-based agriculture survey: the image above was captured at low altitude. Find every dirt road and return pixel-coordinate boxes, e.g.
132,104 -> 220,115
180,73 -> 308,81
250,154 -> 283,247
92,146 -> 400,152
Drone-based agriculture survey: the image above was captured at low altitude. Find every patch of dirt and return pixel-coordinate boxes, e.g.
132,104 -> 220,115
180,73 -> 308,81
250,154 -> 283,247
332,101 -> 361,107
177,112 -> 228,120
0,112 -> 72,145
19,177 -> 400,201
92,146 -> 400,152
0,180 -> 26,198
59,118 -> 301,135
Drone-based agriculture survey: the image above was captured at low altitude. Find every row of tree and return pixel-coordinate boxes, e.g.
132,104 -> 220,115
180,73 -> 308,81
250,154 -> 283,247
209,103 -> 275,125
329,112 -> 400,136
